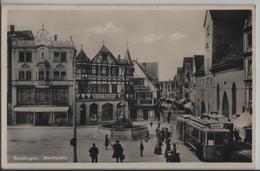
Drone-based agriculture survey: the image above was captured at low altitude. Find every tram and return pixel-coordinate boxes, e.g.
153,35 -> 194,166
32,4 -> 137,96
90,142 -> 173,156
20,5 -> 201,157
176,115 -> 233,162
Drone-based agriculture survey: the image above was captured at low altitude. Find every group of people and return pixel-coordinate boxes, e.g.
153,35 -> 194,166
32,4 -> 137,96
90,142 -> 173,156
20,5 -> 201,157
153,123 -> 180,162
88,136 -> 125,163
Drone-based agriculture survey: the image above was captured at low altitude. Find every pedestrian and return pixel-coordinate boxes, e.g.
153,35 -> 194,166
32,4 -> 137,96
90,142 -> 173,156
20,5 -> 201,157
172,144 -> 177,154
145,129 -> 150,142
112,140 -> 124,162
140,141 -> 144,157
158,122 -> 161,129
105,134 -> 109,150
89,143 -> 99,163
164,138 -> 171,158
154,140 -> 163,155
165,128 -> 171,140
160,128 -> 165,142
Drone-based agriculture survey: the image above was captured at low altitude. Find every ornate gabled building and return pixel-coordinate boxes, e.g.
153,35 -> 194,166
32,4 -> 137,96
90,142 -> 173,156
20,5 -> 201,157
10,25 -> 76,125
132,60 -> 159,121
75,45 -> 134,124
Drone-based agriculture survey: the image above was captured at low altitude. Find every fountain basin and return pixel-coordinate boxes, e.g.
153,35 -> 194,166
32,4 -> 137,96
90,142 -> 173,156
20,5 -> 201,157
98,124 -> 148,140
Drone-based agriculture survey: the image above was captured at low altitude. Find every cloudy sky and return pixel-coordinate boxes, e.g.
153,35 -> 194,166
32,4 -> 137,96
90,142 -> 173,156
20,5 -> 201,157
8,9 -> 205,80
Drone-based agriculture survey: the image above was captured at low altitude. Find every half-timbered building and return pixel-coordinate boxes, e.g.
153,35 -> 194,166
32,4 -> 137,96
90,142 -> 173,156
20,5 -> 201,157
75,45 -> 134,124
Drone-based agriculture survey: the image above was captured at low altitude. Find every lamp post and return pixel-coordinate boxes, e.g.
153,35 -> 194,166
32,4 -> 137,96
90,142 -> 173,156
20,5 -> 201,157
71,49 -> 77,162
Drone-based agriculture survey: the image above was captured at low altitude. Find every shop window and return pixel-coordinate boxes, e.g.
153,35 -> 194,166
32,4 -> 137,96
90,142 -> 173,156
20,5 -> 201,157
52,88 -> 69,104
17,88 -> 34,104
35,88 -> 51,104
16,112 -> 33,124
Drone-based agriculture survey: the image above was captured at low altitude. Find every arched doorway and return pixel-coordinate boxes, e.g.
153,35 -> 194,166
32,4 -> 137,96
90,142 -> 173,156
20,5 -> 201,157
89,103 -> 98,122
232,82 -> 237,115
201,101 -> 206,114
80,104 -> 86,124
217,84 -> 220,111
222,91 -> 229,118
102,103 -> 113,121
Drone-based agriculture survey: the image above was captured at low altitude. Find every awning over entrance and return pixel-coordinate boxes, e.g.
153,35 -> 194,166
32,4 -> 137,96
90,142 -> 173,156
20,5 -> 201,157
14,106 -> 69,113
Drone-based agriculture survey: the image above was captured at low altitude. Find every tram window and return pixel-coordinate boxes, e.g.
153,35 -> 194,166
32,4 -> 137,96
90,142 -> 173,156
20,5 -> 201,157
207,133 -> 214,145
215,133 -> 224,145
191,128 -> 199,139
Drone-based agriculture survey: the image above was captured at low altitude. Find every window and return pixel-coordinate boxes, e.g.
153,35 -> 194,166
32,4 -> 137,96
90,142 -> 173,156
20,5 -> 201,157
54,71 -> 60,80
35,88 -> 51,104
19,51 -> 32,62
248,61 -> 252,74
19,52 -> 25,62
26,52 -> 32,62
61,52 -> 67,62
17,88 -> 34,104
101,84 -> 109,93
19,71 -> 25,80
92,66 -> 96,75
26,71 -> 31,80
79,81 -> 88,94
39,71 -> 44,80
54,52 -> 60,62
112,84 -> 117,94
61,71 -> 66,80
247,32 -> 252,47
46,71 -> 49,80
111,67 -> 119,76
52,88 -> 69,104
93,84 -> 99,93
101,67 -> 107,75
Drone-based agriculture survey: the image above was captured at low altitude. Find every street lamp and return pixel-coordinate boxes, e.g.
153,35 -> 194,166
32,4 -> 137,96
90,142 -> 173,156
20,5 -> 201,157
70,48 -> 77,162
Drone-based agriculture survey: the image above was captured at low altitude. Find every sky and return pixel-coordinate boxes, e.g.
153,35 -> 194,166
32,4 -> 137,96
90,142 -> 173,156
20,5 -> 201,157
8,9 -> 205,81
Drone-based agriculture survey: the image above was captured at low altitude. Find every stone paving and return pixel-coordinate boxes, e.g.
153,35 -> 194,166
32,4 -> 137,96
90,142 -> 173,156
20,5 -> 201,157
7,119 -> 200,163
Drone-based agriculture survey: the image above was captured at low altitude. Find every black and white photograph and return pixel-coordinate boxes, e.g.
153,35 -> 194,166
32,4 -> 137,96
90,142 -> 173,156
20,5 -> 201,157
1,4 -> 256,170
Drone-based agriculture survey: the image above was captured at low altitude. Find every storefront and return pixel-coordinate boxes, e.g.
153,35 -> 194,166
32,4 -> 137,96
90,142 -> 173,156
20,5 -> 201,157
14,106 -> 70,125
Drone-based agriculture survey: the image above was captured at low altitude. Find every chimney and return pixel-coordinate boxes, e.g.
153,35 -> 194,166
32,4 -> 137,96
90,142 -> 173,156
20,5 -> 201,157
118,55 -> 121,61
54,35 -> 57,41
10,25 -> 15,34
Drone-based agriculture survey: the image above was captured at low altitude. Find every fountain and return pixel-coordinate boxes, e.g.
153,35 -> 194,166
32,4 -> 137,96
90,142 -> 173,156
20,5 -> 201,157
98,115 -> 148,140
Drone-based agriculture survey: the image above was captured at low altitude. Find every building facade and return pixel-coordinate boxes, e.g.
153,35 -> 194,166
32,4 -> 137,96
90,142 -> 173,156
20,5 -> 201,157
132,60 -> 159,121
75,45 -> 134,124
11,25 -> 76,125
192,55 -> 205,115
205,10 -> 249,119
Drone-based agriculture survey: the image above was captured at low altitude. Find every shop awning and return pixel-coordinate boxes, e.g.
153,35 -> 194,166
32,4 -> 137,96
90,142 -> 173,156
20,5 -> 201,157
14,106 -> 69,113
232,112 -> 252,140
